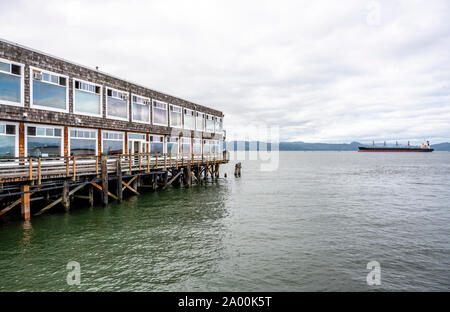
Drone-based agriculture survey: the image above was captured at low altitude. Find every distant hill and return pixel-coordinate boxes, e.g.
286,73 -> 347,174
225,141 -> 450,151
431,142 -> 450,151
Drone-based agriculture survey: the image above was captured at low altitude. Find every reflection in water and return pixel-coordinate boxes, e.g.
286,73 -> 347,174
20,220 -> 33,248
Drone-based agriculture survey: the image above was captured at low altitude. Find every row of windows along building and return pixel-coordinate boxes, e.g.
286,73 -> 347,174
0,39 -> 225,159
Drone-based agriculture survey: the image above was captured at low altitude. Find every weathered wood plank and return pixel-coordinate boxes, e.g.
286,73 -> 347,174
121,180 -> 140,195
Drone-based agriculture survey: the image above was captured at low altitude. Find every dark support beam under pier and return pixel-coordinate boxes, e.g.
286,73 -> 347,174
101,154 -> 108,206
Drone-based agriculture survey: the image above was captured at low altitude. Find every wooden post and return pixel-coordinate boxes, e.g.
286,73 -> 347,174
37,157 -> 42,185
164,154 -> 167,171
152,174 -> 158,190
186,160 -> 192,187
147,153 -> 150,172
129,154 -> 132,173
62,180 -> 70,211
21,184 -> 30,221
116,159 -> 123,202
28,157 -> 33,180
215,164 -> 220,179
101,153 -> 108,205
72,156 -> 77,181
234,162 -> 241,177
88,184 -> 94,207
66,157 -> 70,177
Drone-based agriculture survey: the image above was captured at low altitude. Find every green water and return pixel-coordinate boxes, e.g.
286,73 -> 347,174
1,152 -> 449,291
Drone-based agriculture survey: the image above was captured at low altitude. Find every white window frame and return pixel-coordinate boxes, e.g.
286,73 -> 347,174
131,94 -> 151,124
68,127 -> 98,156
72,78 -> 103,117
101,130 -> 125,154
203,139 -> 211,154
183,108 -> 195,130
196,111 -> 205,132
169,104 -> 183,128
152,99 -> 168,127
0,58 -> 25,107
105,87 -> 129,121
214,116 -> 221,133
149,134 -> 165,154
30,66 -> 69,113
205,114 -> 215,133
0,121 -> 19,157
24,123 -> 64,158
167,136 -> 179,155
193,138 -> 202,155
181,137 -> 192,155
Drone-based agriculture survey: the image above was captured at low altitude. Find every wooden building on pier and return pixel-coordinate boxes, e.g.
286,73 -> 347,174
0,38 -> 229,220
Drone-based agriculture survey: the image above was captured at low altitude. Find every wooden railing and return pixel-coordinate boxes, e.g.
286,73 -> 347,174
0,151 -> 229,183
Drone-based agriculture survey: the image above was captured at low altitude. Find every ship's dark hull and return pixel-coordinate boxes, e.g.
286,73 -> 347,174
358,147 -> 434,152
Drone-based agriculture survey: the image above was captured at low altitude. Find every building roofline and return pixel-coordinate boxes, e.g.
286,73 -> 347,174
0,37 -> 223,116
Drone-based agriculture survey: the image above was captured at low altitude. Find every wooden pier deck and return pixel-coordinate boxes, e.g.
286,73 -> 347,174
0,152 -> 229,220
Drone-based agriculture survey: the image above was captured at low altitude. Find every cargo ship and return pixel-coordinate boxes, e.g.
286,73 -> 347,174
358,141 -> 434,152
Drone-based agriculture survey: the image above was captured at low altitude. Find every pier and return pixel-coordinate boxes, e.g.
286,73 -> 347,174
0,39 -> 228,220
0,152 -> 229,220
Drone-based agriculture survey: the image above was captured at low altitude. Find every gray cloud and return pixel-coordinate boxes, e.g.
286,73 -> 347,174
1,0 -> 449,144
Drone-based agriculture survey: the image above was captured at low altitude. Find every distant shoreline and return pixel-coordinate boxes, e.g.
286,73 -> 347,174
226,141 -> 450,152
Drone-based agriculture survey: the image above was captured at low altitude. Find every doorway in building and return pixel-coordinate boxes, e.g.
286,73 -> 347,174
128,133 -> 148,165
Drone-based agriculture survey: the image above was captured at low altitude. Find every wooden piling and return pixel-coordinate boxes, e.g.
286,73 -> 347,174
215,164 -> 220,179
62,180 -> 70,211
101,153 -> 108,205
186,160 -> 192,187
234,162 -> 241,177
116,159 -> 123,202
21,184 -> 30,221
88,184 -> 94,207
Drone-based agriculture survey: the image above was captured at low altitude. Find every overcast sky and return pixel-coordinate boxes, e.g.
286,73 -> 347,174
1,0 -> 449,143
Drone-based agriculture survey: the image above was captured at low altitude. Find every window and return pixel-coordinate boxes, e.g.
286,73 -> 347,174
31,67 -> 68,111
102,131 -> 124,155
74,79 -> 102,116
215,117 -> 222,133
169,104 -> 182,128
181,137 -> 191,155
0,122 -> 18,157
0,59 -> 23,106
184,109 -> 195,130
132,95 -> 150,123
206,114 -> 215,132
149,135 -> 164,155
218,117 -> 223,133
26,124 -> 63,157
106,88 -> 128,120
152,100 -> 168,126
193,138 -> 201,155
203,139 -> 211,154
196,112 -> 205,132
69,128 -> 97,156
212,140 -> 220,154
128,133 -> 146,141
167,137 -> 179,156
